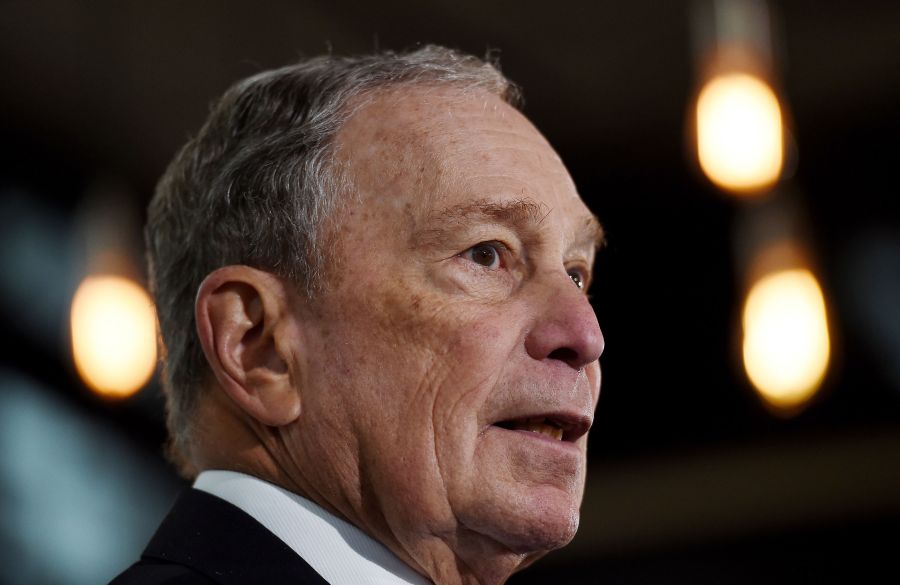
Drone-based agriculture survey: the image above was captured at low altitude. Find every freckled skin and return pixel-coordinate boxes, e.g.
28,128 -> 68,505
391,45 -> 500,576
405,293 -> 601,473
276,88 -> 604,585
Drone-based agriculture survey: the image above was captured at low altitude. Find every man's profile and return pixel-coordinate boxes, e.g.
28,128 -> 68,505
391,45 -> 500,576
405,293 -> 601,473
111,45 -> 605,585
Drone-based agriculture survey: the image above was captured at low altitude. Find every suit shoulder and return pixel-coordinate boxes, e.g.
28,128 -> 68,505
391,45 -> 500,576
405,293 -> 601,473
108,559 -> 217,585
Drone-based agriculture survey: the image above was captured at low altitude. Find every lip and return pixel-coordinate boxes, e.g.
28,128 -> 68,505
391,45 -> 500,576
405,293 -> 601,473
487,410 -> 593,443
484,425 -> 585,459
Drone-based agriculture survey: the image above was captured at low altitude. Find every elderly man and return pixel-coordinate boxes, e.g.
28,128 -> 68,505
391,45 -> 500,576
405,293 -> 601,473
111,45 -> 604,585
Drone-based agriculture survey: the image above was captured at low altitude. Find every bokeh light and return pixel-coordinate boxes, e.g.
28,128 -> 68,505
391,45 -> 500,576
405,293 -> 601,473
742,269 -> 830,411
697,72 -> 784,193
70,275 -> 157,398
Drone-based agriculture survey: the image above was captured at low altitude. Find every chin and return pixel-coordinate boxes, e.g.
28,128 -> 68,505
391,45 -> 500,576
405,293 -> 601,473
463,485 -> 582,556
506,502 -> 580,554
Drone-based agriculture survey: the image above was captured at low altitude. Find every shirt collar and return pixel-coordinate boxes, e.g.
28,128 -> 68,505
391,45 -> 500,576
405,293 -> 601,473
194,470 -> 432,585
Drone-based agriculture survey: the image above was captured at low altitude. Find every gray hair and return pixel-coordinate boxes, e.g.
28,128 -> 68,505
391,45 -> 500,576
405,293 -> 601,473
146,45 -> 520,471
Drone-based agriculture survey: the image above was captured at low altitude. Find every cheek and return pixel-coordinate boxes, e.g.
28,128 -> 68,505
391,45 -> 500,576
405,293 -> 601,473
393,314 -> 514,454
312,285 -> 525,466
377,286 -> 518,397
428,312 -> 525,427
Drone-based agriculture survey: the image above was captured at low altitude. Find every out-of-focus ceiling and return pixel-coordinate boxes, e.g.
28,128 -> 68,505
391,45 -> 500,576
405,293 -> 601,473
2,1 -> 899,193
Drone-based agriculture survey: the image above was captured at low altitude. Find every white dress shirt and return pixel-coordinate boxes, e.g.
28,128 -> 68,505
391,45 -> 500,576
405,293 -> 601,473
194,470 -> 432,585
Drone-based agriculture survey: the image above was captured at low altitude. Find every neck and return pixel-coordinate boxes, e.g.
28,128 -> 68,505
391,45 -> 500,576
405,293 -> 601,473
398,531 -> 532,585
188,392 -> 533,585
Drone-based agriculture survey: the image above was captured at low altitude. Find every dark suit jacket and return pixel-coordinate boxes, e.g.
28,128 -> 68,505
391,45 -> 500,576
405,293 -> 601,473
109,488 -> 330,584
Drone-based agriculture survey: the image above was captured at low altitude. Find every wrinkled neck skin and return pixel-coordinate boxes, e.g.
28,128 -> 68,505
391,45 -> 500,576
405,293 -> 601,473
406,537 -> 534,585
190,391 -> 545,585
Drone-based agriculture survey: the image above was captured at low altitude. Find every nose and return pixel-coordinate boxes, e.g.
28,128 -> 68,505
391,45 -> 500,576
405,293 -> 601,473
525,274 -> 605,370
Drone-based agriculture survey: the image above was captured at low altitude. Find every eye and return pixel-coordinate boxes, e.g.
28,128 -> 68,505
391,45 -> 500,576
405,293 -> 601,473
567,268 -> 587,290
461,243 -> 502,269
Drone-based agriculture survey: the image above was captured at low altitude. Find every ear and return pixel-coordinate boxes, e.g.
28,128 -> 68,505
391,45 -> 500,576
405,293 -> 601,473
195,265 -> 302,427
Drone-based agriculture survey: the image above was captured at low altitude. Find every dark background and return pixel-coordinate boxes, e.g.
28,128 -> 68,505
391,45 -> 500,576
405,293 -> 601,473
1,1 -> 899,583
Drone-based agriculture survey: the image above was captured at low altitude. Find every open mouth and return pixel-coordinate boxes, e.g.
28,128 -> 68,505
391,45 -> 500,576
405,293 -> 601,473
493,414 -> 589,443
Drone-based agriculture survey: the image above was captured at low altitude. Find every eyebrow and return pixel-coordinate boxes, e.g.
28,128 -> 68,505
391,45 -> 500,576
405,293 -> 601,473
413,197 -> 606,251
580,213 -> 607,251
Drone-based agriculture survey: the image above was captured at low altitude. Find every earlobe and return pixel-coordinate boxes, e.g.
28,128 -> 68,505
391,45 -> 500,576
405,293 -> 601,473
195,266 -> 302,428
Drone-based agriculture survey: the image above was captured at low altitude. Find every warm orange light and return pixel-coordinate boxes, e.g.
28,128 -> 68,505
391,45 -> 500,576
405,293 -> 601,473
71,275 -> 157,397
742,269 -> 830,411
696,73 -> 784,193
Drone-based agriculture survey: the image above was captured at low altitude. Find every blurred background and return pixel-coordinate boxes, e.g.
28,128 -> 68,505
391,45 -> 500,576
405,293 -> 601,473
1,1 -> 899,583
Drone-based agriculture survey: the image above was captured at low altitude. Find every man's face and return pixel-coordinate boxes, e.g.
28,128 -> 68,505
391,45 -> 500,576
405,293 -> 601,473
291,87 -> 604,571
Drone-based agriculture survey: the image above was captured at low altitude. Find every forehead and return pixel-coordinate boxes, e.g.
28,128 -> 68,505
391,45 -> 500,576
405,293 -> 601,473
334,86 -> 596,238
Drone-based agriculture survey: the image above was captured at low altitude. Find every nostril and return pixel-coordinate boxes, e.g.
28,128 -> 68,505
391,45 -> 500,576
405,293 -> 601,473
547,347 -> 579,365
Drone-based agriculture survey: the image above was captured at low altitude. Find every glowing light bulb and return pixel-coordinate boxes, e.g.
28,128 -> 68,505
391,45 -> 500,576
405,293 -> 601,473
71,275 -> 157,397
696,72 -> 784,193
742,269 -> 830,411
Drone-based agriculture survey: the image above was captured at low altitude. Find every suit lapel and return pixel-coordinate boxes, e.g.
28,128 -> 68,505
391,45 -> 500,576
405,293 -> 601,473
143,488 -> 330,585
